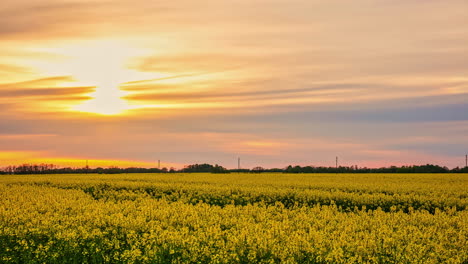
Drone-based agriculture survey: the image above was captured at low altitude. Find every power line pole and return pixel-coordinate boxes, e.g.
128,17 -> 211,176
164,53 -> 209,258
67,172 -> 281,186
158,160 -> 160,170
238,157 -> 240,170
336,156 -> 338,169
86,160 -> 88,174
465,154 -> 467,168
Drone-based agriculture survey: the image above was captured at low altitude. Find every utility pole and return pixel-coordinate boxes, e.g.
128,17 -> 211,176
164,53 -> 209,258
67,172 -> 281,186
465,154 -> 467,168
158,160 -> 160,170
336,156 -> 338,169
238,157 -> 240,170
86,160 -> 89,174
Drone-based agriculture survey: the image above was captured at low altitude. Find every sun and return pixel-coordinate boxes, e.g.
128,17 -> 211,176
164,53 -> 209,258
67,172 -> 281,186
65,41 -> 149,115
30,40 -> 155,115
74,92 -> 130,115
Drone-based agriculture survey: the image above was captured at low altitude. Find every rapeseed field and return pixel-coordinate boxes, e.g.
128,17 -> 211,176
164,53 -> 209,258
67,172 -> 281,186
0,173 -> 466,263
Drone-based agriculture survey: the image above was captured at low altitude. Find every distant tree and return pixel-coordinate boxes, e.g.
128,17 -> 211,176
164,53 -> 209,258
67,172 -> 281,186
267,168 -> 284,172
211,164 -> 229,174
182,163 -> 214,173
1,162 -> 466,175
251,166 -> 265,173
229,168 -> 251,173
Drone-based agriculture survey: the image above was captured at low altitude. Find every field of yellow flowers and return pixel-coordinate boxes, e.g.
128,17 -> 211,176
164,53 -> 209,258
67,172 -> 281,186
0,173 -> 466,263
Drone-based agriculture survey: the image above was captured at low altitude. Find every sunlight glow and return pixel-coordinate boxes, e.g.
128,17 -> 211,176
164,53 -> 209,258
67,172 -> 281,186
0,150 -> 168,168
30,40 -> 155,115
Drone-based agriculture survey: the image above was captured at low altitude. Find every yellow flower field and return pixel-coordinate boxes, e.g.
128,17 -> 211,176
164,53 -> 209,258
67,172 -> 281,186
0,173 -> 467,263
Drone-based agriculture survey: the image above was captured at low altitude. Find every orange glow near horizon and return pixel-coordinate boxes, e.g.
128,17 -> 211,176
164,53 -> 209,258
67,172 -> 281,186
0,151 -> 179,169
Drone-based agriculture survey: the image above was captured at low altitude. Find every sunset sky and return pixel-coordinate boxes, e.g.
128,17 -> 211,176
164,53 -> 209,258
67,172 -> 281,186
1,0 -> 467,169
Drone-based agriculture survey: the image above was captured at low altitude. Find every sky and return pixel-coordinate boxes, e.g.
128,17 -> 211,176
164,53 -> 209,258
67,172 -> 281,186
0,0 -> 467,169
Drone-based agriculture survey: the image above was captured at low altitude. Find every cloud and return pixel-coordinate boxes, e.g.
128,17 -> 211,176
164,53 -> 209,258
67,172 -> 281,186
0,76 -> 76,88
0,87 -> 93,98
0,63 -> 31,74
0,76 -> 94,116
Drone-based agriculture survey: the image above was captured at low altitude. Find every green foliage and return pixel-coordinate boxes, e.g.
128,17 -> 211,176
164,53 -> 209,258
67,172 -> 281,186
0,173 -> 467,263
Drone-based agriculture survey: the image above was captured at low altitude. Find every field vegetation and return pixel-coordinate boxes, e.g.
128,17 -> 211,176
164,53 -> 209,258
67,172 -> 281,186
0,173 -> 467,263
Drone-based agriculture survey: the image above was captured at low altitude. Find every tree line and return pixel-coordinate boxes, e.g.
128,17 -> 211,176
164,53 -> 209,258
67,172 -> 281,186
0,163 -> 467,175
